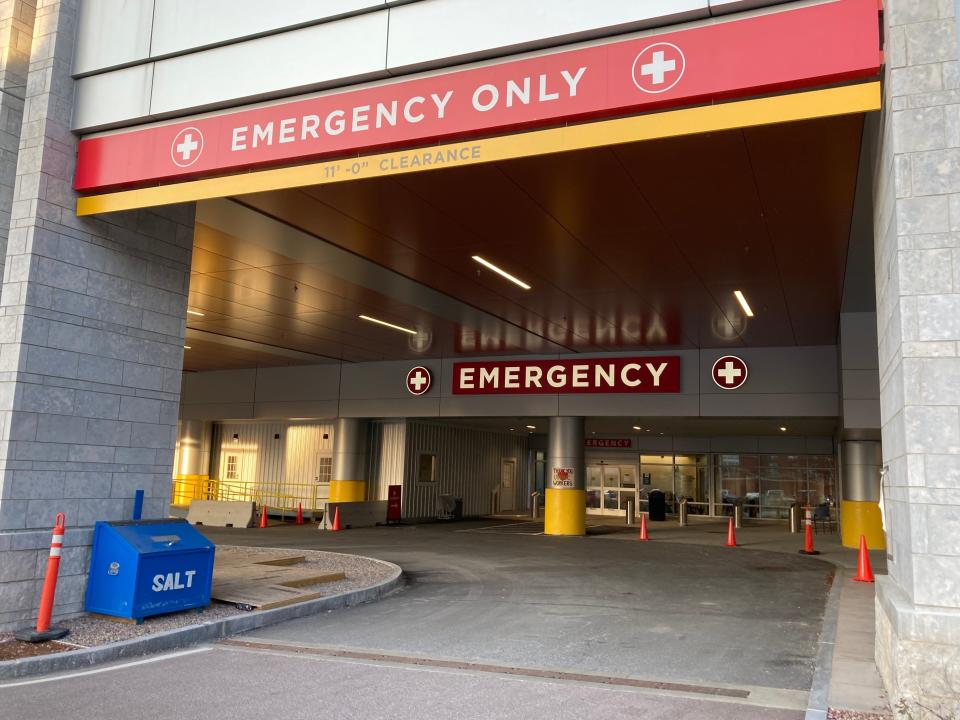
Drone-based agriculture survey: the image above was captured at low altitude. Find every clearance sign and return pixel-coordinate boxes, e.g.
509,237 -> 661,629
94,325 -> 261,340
452,357 -> 680,395
74,0 -> 880,193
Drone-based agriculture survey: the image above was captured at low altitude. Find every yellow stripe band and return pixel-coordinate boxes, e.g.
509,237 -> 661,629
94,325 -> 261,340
76,82 -> 880,216
329,479 -> 367,503
544,488 -> 586,536
840,499 -> 886,550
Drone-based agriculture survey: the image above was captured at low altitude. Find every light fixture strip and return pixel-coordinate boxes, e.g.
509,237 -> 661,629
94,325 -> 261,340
471,255 -> 531,290
186,309 -> 205,317
733,290 -> 755,317
358,314 -> 418,335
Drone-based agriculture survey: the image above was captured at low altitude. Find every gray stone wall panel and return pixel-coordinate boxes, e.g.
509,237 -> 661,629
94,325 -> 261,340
875,0 -> 960,714
0,0 -> 195,629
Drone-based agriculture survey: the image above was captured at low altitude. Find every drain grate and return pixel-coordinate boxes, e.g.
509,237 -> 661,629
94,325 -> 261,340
457,522 -> 544,535
220,638 -> 751,698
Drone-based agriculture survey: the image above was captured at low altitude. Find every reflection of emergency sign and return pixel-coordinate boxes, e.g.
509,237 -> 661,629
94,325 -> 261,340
553,468 -> 576,488
152,570 -> 197,592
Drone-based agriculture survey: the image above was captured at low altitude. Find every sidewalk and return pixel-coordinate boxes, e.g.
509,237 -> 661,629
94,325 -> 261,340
592,516 -> 891,718
828,580 -> 890,718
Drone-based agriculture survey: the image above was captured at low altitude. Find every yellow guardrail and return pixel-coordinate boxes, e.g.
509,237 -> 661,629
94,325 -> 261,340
171,476 -> 328,519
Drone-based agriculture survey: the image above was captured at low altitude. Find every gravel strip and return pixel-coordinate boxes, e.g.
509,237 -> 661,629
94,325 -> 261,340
1,547 -> 394,650
828,709 -> 891,720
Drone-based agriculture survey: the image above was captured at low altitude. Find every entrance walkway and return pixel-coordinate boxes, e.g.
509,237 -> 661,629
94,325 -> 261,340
196,520 -> 834,711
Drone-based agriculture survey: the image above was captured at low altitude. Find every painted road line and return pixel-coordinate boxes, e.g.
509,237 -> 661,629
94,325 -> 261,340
0,647 -> 212,688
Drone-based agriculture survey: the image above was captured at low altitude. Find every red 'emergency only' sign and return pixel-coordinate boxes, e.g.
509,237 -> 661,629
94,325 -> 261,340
74,0 -> 880,192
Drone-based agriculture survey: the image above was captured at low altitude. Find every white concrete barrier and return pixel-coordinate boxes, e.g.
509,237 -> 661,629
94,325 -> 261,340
187,500 -> 256,528
321,501 -> 388,530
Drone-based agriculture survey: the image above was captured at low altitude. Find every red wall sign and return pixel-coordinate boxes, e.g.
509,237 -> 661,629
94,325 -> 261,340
387,485 -> 402,522
585,438 -> 633,448
74,0 -> 880,192
452,357 -> 680,395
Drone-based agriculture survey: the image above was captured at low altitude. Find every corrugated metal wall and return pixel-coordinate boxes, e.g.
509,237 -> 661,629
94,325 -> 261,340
284,424 -> 334,483
402,421 -> 530,519
369,420 -> 407,501
210,421 -> 334,502
203,419 -> 527,518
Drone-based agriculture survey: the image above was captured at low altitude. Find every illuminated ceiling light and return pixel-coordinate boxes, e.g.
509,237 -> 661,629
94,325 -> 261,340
780,426 -> 787,432
187,309 -> 205,317
632,425 -> 642,431
733,290 -> 755,318
525,425 -> 536,430
183,345 -> 191,349
471,255 -> 531,290
359,314 -> 418,335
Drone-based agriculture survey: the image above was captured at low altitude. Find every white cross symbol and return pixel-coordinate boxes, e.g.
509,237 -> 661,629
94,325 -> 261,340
176,133 -> 199,162
409,371 -> 428,391
717,361 -> 742,386
641,50 -> 676,85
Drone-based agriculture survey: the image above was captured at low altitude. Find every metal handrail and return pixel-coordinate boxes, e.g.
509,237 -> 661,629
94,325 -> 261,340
170,477 -> 325,518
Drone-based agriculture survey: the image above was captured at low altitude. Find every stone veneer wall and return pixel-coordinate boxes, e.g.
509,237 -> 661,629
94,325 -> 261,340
874,0 -> 960,714
0,0 -> 36,272
0,1 -> 195,629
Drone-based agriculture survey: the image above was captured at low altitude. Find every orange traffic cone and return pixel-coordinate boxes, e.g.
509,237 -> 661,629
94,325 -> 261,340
799,522 -> 820,555
726,517 -> 737,547
331,506 -> 341,532
638,513 -> 649,541
258,505 -> 268,529
296,503 -> 304,526
853,534 -> 875,583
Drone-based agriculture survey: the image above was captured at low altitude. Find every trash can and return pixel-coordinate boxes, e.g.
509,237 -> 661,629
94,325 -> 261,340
85,518 -> 215,623
648,490 -> 667,521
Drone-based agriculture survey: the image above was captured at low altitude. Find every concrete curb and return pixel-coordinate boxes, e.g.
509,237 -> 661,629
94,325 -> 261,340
0,556 -> 403,681
804,567 -> 844,720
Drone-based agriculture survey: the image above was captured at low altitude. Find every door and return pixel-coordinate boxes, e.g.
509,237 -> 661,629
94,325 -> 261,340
500,459 -> 516,512
586,464 -> 638,516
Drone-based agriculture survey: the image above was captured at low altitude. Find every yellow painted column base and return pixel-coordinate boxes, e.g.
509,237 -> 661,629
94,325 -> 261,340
172,474 -> 211,506
329,479 -> 366,503
544,488 -> 586,536
841,500 -> 886,550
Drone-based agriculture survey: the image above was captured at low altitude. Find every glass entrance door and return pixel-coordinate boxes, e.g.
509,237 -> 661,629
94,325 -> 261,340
586,464 -> 637,516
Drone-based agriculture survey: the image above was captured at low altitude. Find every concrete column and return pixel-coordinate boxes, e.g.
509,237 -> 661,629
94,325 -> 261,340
0,0 -> 195,630
175,420 -> 212,477
172,420 -> 212,508
329,418 -> 369,502
872,0 -> 960,713
839,440 -> 883,549
545,416 -> 585,536
0,0 -> 36,273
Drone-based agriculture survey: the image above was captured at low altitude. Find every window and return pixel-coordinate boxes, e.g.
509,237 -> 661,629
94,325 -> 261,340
225,455 -> 239,480
417,453 -> 437,484
317,457 -> 332,483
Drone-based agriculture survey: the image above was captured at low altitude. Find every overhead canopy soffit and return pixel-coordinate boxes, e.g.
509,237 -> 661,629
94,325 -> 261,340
182,108 -> 867,370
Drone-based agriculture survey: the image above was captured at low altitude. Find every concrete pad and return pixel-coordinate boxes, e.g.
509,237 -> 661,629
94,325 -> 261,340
198,519 -> 833,692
